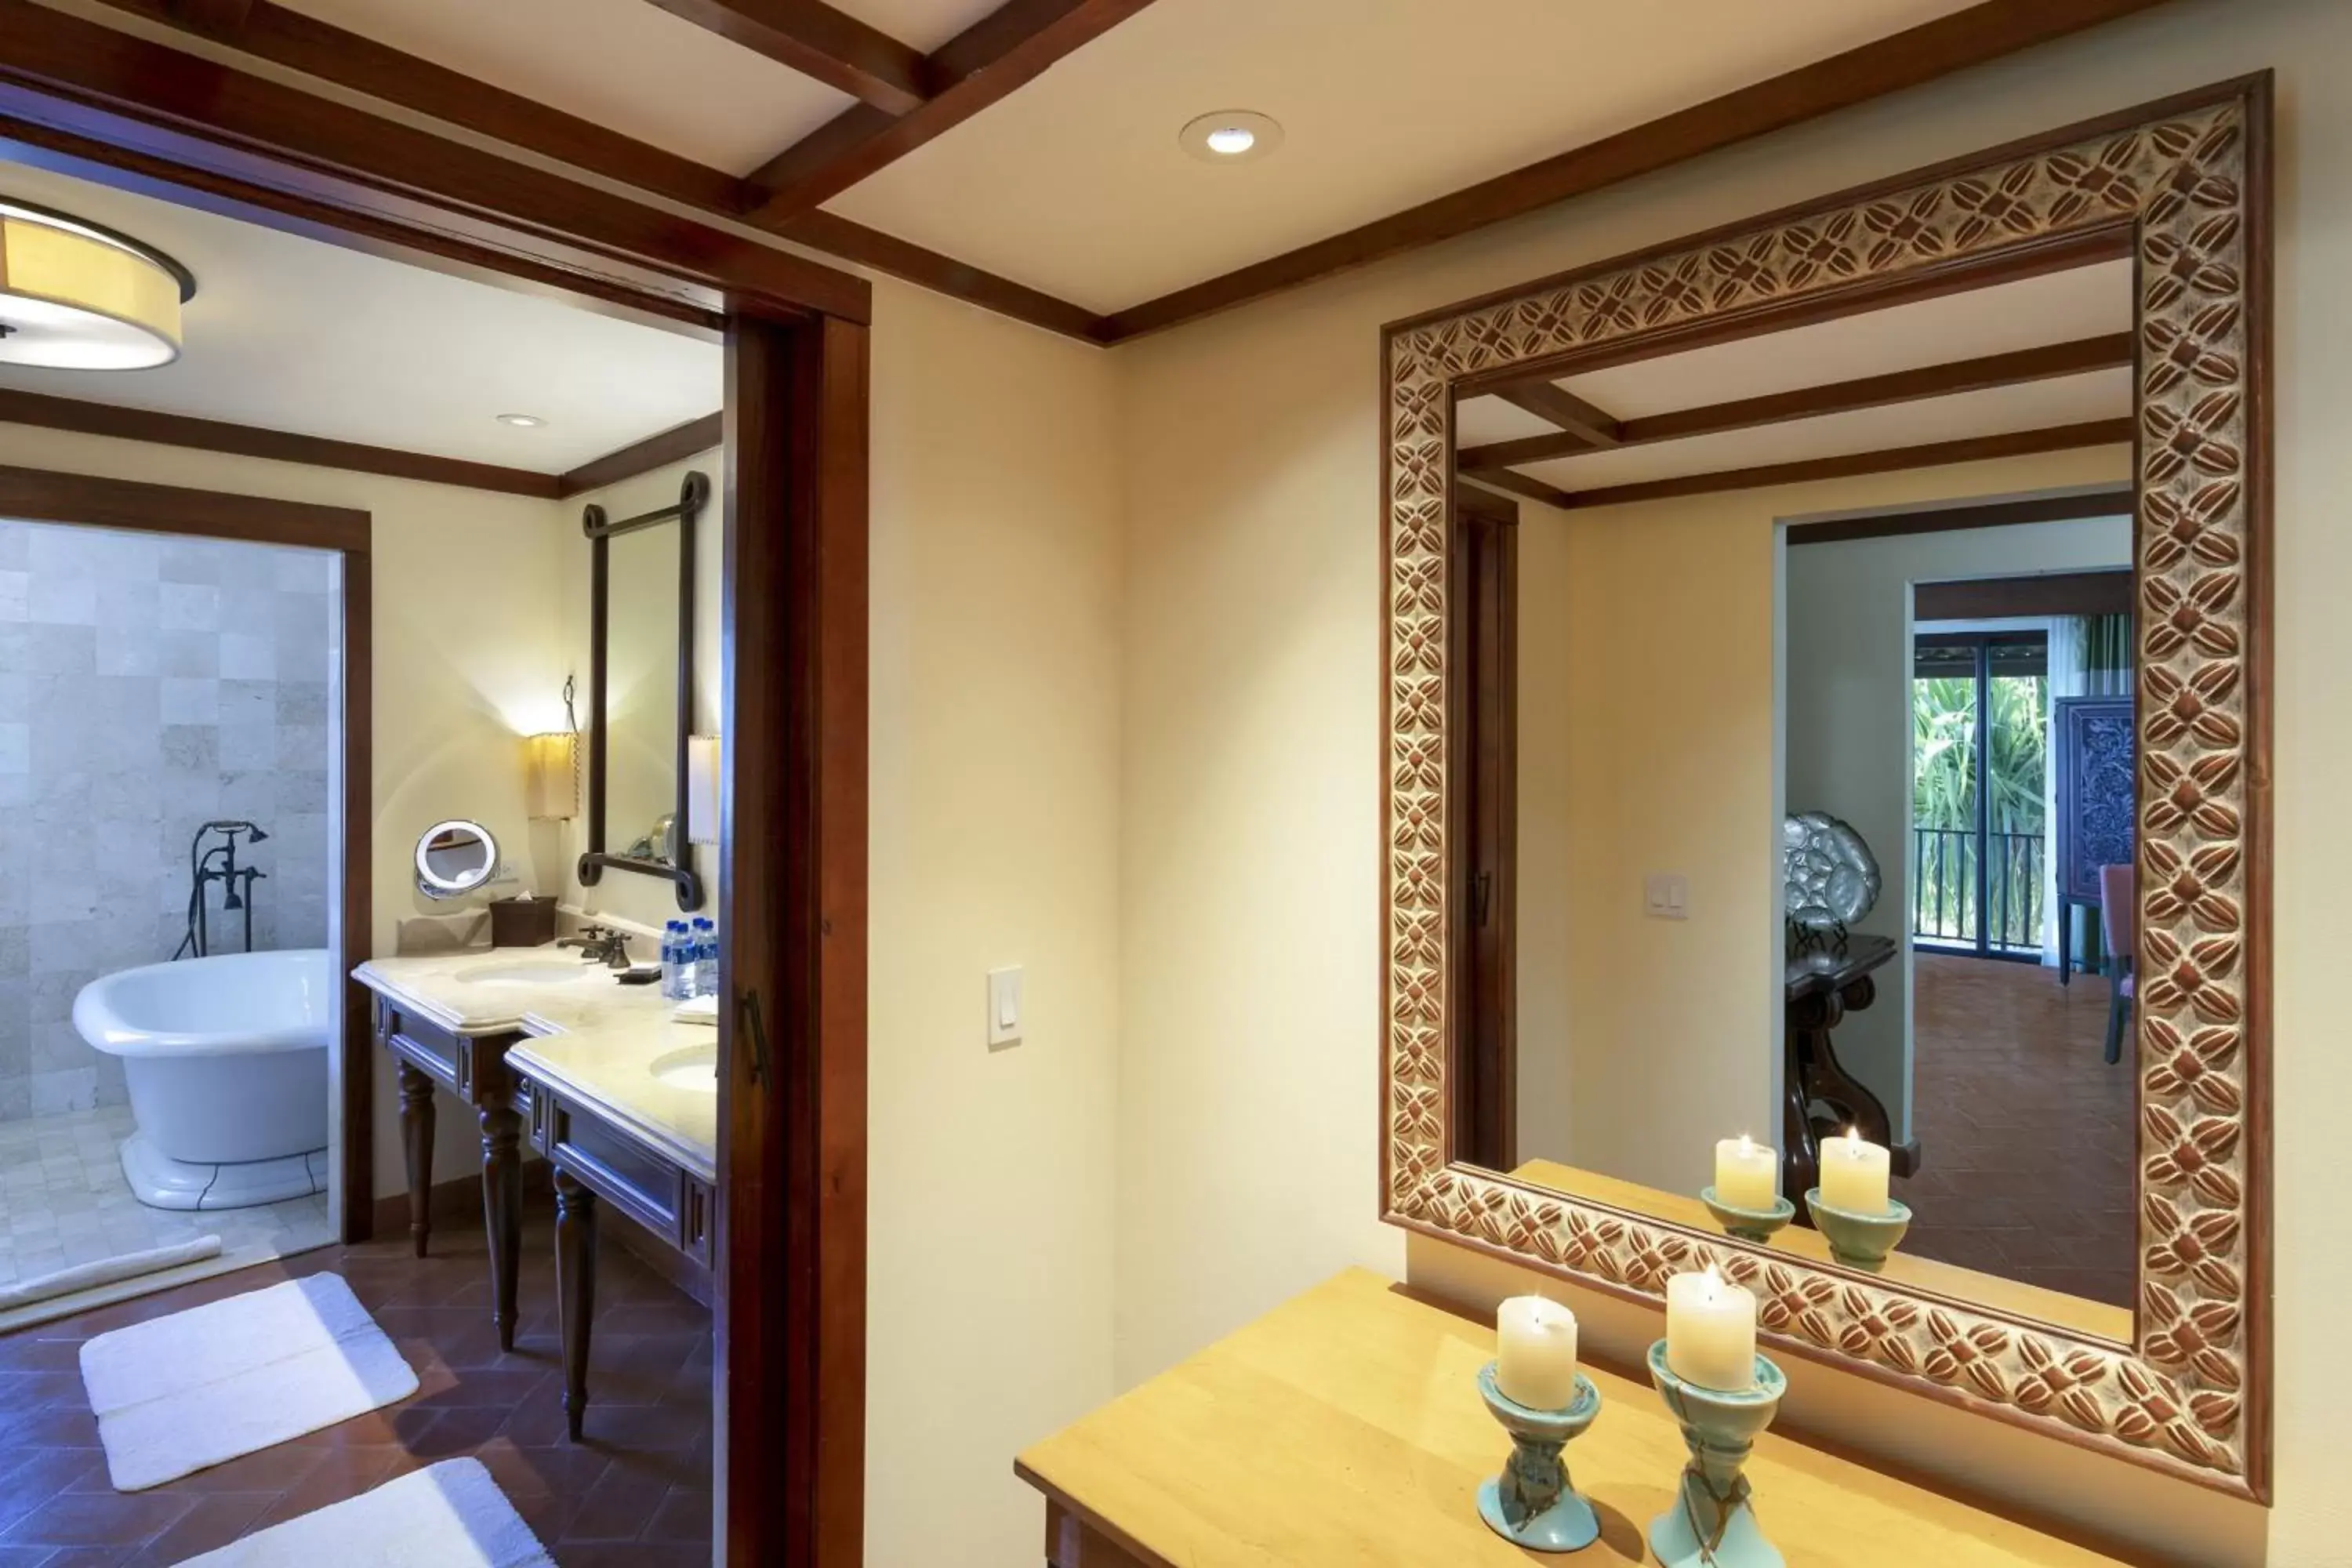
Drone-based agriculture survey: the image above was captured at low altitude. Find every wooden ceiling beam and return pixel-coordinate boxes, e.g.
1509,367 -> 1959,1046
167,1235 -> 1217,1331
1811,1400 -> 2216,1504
1552,419 -> 2135,510
1092,0 -> 2179,343
0,2 -> 870,321
559,412 -> 724,496
739,0 -> 1161,224
1458,468 -> 1573,510
641,0 -> 931,115
1495,383 -> 1620,449
1461,333 -> 2136,471
74,0 -> 1101,339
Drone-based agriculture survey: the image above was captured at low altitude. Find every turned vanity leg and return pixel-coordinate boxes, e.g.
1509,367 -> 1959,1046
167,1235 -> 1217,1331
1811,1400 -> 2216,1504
554,1168 -> 598,1442
397,1062 -> 435,1258
478,1091 -> 524,1352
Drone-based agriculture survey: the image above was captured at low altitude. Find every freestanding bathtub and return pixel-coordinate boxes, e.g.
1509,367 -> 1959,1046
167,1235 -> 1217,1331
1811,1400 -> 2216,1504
74,948 -> 332,1210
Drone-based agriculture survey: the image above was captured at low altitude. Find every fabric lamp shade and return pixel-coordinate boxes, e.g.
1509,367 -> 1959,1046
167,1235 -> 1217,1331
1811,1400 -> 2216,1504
523,731 -> 578,821
0,203 -> 190,370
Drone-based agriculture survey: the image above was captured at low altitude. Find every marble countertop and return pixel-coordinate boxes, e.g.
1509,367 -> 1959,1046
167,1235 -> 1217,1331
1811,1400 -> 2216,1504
507,1018 -> 719,1185
352,947 -> 674,1038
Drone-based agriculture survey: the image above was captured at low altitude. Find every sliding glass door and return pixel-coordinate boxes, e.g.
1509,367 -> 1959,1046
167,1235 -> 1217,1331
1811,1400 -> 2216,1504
1911,631 -> 2049,959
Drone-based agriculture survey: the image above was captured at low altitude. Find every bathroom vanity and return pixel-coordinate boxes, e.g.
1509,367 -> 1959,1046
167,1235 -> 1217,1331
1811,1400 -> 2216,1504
353,948 -> 680,1348
1018,1270 -> 2141,1567
353,945 -> 717,1438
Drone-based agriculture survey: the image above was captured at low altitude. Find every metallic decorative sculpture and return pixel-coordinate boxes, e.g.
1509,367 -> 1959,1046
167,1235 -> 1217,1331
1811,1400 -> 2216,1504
1782,812 -> 1880,934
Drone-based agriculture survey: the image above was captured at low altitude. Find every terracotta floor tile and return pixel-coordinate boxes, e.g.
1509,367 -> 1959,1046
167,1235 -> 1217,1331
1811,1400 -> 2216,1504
0,1203 -> 713,1561
1900,953 -> 2136,1308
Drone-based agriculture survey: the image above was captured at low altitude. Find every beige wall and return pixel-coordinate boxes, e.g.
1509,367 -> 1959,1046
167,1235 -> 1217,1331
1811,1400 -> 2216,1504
0,423 -> 567,1200
863,279 -> 1123,1568
1112,1 -> 2347,1561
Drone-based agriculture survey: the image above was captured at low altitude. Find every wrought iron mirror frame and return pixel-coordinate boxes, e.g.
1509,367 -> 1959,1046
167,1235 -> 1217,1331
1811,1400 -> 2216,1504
1378,77 -> 2270,1498
579,470 -> 706,911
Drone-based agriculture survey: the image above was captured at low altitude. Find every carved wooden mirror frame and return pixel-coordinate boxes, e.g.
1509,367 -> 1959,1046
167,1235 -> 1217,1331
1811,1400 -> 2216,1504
1379,76 -> 2270,1499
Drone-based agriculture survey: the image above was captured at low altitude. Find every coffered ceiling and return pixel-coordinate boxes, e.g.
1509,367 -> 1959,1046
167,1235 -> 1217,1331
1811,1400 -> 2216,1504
24,0 -> 2176,339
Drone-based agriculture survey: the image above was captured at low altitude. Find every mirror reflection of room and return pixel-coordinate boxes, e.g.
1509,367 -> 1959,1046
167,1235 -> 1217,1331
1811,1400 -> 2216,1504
1449,254 -> 2137,1325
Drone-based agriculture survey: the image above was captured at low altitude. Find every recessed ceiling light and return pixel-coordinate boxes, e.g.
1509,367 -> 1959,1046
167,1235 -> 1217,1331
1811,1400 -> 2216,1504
0,198 -> 196,372
496,413 -> 546,428
1179,111 -> 1283,165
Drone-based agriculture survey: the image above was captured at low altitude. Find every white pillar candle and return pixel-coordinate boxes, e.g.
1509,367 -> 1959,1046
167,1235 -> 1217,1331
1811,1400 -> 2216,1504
1819,1130 -> 1891,1215
1496,1295 -> 1581,1410
1665,1266 -> 1757,1392
1714,1134 -> 1778,1210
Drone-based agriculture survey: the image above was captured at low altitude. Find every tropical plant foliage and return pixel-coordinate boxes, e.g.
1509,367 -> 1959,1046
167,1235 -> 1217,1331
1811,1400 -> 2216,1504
1912,673 -> 2047,948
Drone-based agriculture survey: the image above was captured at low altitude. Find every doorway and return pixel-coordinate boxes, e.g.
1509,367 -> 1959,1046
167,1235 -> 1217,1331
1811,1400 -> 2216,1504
1908,630 -> 2049,961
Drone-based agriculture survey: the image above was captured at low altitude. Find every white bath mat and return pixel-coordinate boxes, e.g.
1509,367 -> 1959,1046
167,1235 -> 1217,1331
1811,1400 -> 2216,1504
169,1457 -> 554,1568
0,1236 -> 221,1312
79,1272 -> 419,1492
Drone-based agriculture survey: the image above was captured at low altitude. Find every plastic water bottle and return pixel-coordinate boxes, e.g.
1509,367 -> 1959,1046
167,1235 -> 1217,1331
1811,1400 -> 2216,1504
692,916 -> 717,997
662,920 -> 690,1000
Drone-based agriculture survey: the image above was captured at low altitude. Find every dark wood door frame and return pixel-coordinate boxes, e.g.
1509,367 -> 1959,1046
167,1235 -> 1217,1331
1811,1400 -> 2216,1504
1447,498 -> 1517,1174
0,463 -> 373,1236
0,81 -> 873,1568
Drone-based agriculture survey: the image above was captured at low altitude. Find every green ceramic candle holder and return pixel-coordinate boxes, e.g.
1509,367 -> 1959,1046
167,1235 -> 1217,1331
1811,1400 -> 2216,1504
1476,1362 -> 1602,1553
1647,1340 -> 1788,1568
1700,1186 -> 1795,1244
1802,1188 -> 1913,1272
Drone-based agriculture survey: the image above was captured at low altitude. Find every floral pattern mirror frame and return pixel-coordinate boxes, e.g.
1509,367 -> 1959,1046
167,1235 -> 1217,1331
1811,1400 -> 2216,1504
1379,77 -> 2270,1497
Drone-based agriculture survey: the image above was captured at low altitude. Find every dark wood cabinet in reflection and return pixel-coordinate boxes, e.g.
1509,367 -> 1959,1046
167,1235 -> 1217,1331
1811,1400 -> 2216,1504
1449,491 -> 1519,1173
1782,933 -> 1918,1211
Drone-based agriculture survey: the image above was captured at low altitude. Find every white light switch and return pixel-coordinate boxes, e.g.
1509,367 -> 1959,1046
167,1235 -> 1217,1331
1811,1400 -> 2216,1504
987,967 -> 1023,1047
1644,873 -> 1690,920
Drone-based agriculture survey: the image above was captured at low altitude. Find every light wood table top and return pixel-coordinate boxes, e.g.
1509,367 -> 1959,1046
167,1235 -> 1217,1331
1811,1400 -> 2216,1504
1017,1269 -> 2137,1568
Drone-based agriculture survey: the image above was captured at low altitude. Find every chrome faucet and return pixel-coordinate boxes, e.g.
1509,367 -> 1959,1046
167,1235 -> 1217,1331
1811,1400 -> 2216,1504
558,924 -> 633,969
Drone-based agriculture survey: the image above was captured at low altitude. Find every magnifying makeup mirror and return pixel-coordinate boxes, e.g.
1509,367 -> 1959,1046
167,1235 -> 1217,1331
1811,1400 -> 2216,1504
414,818 -> 499,899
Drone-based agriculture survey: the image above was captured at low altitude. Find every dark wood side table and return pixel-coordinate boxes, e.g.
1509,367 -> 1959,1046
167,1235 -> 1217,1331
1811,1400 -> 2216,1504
371,993 -> 529,1350
517,1067 -> 713,1441
1781,932 -> 1919,1210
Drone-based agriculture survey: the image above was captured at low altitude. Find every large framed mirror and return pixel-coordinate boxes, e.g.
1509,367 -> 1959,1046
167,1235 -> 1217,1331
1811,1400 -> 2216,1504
579,470 -> 706,910
1381,78 -> 2269,1498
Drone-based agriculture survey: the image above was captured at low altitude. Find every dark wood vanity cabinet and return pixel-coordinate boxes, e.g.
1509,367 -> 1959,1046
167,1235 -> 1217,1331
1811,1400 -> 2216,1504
521,1071 -> 713,1440
372,994 -> 528,1350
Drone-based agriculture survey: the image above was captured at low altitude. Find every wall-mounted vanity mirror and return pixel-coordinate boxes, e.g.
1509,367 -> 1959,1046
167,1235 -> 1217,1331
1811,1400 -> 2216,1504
580,470 -> 706,910
416,818 -> 499,900
1383,78 -> 2270,1498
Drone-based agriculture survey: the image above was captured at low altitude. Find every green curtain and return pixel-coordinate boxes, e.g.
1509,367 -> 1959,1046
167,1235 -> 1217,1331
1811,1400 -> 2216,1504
2084,612 -> 2133,695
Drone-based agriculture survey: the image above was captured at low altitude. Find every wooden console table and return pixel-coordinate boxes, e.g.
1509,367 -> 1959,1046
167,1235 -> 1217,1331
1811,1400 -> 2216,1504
1782,932 -> 1918,1207
1018,1269 -> 2138,1567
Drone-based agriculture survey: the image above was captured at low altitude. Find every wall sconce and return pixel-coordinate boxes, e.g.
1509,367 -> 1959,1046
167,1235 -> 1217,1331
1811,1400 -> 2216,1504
524,731 -> 579,821
688,733 -> 720,846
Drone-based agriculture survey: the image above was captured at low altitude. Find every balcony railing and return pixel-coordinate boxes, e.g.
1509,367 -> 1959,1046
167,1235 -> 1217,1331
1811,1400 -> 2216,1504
1912,826 -> 2044,954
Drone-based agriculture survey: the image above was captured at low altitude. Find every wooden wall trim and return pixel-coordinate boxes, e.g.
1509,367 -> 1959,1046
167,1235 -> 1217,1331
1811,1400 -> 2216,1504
1914,568 -> 2134,622
0,460 -> 371,550
80,0 -> 1100,340
560,413 -> 724,497
0,387 -> 564,498
1785,486 -> 2136,546
1093,0 -> 2176,342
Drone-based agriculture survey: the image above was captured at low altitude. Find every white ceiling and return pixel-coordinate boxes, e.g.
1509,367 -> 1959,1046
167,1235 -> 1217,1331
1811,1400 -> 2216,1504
0,158 -> 720,472
1456,260 -> 2135,495
262,0 -> 1983,314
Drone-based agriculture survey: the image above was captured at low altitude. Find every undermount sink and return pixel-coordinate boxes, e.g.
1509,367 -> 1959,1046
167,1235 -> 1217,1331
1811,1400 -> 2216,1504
650,1044 -> 718,1094
454,960 -> 594,986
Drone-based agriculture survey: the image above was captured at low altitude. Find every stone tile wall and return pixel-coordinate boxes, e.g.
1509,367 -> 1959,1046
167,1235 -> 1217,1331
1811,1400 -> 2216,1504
0,519 -> 338,1119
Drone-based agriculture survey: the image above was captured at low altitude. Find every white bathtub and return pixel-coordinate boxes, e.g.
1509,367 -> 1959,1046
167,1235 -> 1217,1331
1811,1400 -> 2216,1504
74,949 -> 331,1171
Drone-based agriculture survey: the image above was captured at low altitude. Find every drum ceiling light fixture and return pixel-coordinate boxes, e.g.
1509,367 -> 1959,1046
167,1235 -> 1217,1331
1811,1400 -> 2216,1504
0,197 -> 195,370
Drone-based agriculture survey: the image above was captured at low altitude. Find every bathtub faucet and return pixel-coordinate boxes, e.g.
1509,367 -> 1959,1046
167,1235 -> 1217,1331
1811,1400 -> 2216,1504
175,820 -> 271,960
